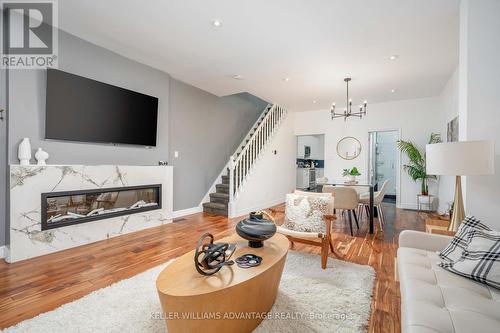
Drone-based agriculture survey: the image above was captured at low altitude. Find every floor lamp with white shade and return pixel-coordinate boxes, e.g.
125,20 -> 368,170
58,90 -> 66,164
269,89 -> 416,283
425,140 -> 495,231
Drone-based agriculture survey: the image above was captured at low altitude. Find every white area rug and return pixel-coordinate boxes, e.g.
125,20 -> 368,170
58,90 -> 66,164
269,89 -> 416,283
2,251 -> 375,333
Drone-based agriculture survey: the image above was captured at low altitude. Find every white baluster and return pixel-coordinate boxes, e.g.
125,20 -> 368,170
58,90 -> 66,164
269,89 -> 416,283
229,158 -> 235,203
238,160 -> 241,192
264,117 -> 268,143
270,111 -> 273,134
245,149 -> 248,178
241,156 -> 244,187
252,140 -> 255,167
269,109 -> 272,129
267,116 -> 270,141
259,126 -> 262,152
268,110 -> 274,135
250,141 -> 253,170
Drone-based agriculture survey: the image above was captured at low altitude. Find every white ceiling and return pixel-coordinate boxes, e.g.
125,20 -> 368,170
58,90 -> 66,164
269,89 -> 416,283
58,0 -> 459,111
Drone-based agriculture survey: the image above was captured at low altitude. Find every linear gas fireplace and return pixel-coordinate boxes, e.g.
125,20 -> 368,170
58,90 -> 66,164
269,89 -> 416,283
41,184 -> 162,230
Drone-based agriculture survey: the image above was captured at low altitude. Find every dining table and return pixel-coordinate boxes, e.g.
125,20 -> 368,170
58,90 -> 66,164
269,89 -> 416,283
324,182 -> 375,234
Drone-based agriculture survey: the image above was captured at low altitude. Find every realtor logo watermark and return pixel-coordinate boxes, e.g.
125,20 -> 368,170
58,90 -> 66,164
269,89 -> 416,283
1,0 -> 58,68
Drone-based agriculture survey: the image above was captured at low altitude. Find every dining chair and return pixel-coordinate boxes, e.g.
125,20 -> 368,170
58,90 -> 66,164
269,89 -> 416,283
271,190 -> 336,269
322,185 -> 359,236
358,180 -> 389,230
352,186 -> 368,196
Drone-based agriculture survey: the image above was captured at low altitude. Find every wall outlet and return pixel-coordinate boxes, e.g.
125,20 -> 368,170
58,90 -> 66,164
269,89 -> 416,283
174,151 -> 179,158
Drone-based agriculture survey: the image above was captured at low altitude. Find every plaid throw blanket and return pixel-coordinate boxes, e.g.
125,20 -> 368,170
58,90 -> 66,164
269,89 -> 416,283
440,228 -> 500,290
439,216 -> 490,262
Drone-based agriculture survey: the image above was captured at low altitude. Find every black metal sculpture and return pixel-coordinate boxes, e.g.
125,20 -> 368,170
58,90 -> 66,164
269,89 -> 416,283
194,233 -> 236,276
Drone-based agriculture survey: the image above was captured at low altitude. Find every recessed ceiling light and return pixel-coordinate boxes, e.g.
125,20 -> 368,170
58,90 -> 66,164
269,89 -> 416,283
312,100 -> 317,104
391,89 -> 396,93
389,54 -> 399,60
231,74 -> 243,80
283,77 -> 290,82
212,20 -> 222,27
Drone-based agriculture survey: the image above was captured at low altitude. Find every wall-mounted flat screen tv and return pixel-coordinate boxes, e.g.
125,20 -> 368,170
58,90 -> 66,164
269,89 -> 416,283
45,69 -> 158,146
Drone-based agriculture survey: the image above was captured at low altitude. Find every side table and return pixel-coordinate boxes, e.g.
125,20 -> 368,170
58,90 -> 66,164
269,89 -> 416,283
426,218 -> 455,236
417,195 -> 434,211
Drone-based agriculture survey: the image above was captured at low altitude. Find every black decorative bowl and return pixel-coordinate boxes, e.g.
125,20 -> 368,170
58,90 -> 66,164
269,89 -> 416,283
236,213 -> 277,248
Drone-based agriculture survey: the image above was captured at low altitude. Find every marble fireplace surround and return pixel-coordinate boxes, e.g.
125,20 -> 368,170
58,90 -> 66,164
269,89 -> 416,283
8,165 -> 173,263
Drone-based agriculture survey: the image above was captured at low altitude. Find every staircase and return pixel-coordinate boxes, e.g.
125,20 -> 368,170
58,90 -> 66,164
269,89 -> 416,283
202,171 -> 230,215
202,104 -> 287,216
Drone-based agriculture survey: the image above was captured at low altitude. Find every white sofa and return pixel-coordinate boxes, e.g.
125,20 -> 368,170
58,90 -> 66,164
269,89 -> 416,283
397,230 -> 500,333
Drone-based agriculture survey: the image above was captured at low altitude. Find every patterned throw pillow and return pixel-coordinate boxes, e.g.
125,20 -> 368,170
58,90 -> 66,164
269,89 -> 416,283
283,193 -> 331,233
439,216 -> 491,262
440,229 -> 500,290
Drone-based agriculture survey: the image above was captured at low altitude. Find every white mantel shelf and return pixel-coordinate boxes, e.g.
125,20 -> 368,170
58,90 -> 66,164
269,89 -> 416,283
8,165 -> 173,263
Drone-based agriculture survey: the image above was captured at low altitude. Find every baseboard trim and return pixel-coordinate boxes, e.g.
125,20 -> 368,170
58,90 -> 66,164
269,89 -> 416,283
230,199 -> 285,218
172,206 -> 202,219
399,203 -> 419,210
399,202 -> 435,212
0,246 -> 8,260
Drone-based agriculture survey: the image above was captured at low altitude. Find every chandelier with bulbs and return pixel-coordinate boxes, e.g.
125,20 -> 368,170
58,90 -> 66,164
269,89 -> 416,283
331,77 -> 367,121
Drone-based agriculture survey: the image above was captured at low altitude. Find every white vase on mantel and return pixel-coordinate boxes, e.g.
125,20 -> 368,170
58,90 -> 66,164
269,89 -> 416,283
35,148 -> 49,166
18,138 -> 32,166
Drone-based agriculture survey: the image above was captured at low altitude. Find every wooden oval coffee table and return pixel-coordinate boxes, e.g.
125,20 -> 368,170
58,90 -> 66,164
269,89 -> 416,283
156,233 -> 288,333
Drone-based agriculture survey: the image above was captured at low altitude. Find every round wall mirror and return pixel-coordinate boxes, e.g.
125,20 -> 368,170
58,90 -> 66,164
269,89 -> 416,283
337,136 -> 362,160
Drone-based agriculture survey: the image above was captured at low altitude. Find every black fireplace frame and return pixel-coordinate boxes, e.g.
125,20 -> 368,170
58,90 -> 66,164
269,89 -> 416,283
41,184 -> 162,230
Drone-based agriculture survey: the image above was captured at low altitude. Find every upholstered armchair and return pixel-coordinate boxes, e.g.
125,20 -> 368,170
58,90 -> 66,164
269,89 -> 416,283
271,190 -> 336,269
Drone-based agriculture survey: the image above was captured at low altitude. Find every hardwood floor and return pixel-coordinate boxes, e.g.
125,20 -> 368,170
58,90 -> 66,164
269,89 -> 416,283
0,204 -> 429,332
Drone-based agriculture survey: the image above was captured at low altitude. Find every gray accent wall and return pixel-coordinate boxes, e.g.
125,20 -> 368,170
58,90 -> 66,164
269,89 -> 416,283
169,80 -> 267,211
8,30 -> 170,165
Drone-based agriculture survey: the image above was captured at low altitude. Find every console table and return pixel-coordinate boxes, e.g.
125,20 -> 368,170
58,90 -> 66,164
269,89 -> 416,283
156,233 -> 289,333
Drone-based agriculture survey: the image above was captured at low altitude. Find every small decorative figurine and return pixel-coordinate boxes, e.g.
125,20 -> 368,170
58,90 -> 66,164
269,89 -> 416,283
18,138 -> 31,166
194,233 -> 236,276
35,148 -> 49,166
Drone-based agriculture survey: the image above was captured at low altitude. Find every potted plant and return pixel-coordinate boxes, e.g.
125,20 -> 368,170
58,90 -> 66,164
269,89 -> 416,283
342,167 -> 361,183
397,133 -> 441,195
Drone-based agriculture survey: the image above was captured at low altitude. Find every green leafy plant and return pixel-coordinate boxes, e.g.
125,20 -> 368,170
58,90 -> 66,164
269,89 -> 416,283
397,133 -> 442,195
342,167 -> 361,177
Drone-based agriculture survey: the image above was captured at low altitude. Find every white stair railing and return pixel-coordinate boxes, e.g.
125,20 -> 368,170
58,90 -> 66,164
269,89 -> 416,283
228,104 -> 287,207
